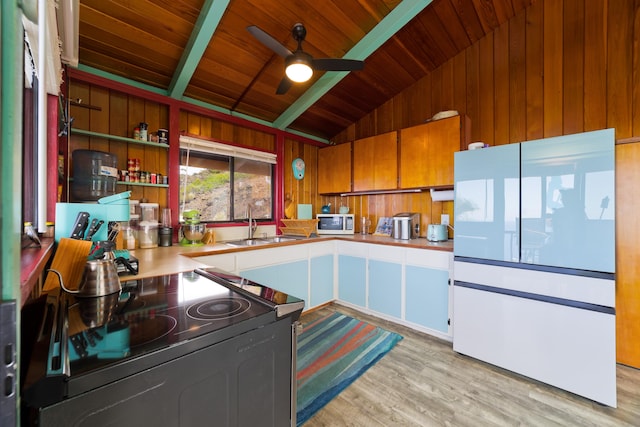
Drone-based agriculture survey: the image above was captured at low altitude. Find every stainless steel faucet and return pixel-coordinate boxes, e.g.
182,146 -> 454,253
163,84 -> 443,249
247,205 -> 257,239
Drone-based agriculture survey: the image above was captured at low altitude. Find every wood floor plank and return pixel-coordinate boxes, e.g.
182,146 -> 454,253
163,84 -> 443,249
299,304 -> 640,427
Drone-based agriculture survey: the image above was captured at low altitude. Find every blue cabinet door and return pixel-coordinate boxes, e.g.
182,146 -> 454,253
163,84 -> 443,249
310,255 -> 334,307
368,260 -> 402,318
454,143 -> 520,262
338,255 -> 366,307
240,260 -> 308,301
520,129 -> 615,272
405,265 -> 449,333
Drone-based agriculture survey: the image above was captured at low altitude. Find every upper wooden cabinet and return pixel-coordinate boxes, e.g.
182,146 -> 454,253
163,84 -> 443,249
399,115 -> 469,189
318,142 -> 352,194
353,131 -> 398,192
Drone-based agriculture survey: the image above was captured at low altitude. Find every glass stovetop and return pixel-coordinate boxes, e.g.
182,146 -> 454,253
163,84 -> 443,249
64,271 -> 274,375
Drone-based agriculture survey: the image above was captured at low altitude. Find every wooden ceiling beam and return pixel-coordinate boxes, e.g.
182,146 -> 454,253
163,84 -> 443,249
168,0 -> 231,98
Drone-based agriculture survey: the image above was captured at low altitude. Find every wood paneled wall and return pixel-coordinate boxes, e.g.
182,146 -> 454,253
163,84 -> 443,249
333,0 -> 638,143
331,0 -> 640,368
283,137 -> 318,208
179,111 -> 275,152
68,81 -> 169,207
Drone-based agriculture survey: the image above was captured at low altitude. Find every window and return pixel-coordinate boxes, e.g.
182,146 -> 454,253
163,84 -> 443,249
179,136 -> 275,223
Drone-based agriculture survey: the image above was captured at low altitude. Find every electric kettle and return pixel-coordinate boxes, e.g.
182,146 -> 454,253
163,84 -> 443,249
427,224 -> 449,242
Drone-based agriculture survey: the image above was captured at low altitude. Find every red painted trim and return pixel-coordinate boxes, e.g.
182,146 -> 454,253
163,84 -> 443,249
275,133 -> 285,230
168,103 -> 181,227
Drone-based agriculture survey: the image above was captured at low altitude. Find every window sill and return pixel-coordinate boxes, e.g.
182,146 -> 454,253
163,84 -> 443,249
20,237 -> 55,306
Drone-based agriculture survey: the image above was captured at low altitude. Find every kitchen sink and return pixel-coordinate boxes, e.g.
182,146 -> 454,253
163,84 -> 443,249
225,236 -> 304,247
225,239 -> 270,247
261,236 -> 303,243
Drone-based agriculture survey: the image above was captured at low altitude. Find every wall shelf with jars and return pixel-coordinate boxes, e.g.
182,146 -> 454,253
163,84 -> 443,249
70,128 -> 169,150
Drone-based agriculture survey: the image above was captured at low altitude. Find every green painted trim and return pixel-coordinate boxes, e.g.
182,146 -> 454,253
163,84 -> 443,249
3,0 -> 24,302
279,127 -> 331,144
344,0 -> 433,60
168,0 -> 231,98
273,0 -> 433,130
181,95 -> 235,115
76,64 -> 170,96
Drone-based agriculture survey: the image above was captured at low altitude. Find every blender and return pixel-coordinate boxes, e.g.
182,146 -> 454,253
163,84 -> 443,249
179,210 -> 206,246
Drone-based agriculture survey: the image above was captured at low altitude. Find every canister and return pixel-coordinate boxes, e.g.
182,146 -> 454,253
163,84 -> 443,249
140,202 -> 159,222
157,128 -> 168,144
139,122 -> 148,141
159,227 -> 173,246
71,149 -> 118,201
138,221 -> 158,248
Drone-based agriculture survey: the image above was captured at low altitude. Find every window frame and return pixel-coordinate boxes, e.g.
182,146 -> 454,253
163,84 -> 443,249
178,141 -> 276,224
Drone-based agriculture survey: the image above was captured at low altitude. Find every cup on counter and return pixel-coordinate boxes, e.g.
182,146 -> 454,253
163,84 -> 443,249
361,217 -> 371,235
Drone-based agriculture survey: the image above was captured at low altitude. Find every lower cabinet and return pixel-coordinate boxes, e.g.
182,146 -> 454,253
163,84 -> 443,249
195,242 -> 336,310
310,255 -> 333,307
195,240 -> 452,339
405,265 -> 449,333
338,255 -> 367,307
368,261 -> 402,319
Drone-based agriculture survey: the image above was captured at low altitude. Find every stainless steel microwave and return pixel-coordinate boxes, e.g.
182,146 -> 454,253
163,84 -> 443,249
316,214 -> 355,235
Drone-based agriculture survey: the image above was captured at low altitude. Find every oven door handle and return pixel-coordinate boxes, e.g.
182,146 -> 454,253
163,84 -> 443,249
47,297 -> 71,377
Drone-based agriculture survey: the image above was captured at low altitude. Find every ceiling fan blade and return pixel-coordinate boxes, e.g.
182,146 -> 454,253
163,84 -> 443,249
312,58 -> 365,72
247,25 -> 293,58
275,76 -> 293,95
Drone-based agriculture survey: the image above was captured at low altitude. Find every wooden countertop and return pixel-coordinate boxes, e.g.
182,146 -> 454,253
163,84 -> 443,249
121,235 -> 454,281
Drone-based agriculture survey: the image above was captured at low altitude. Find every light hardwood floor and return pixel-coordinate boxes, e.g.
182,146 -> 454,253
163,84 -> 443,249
300,304 -> 640,427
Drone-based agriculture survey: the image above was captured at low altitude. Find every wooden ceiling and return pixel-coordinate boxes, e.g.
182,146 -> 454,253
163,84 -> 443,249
76,0 -> 533,141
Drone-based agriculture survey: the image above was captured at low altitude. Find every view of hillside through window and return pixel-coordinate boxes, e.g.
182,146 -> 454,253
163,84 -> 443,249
179,150 -> 273,222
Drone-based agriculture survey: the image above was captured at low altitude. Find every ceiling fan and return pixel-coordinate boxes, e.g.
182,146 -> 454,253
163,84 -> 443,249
247,23 -> 365,95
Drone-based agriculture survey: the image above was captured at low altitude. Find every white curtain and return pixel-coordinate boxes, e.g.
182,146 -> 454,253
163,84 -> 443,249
179,135 -> 277,164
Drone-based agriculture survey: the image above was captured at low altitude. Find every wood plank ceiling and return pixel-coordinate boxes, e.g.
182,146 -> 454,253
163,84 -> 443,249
76,0 -> 533,141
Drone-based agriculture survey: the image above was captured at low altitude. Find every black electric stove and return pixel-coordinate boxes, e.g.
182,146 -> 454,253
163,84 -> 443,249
22,269 -> 304,427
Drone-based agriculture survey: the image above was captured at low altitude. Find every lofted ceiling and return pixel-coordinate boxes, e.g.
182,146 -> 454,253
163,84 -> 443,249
76,0 -> 532,142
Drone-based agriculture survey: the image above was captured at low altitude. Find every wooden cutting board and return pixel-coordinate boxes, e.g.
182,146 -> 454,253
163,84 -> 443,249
42,238 -> 93,292
284,194 -> 296,219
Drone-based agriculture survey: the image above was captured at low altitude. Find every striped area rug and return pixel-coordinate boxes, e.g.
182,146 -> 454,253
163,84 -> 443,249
296,312 -> 403,425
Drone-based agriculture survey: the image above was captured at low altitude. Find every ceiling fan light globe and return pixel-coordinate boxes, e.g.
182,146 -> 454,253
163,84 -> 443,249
286,63 -> 313,83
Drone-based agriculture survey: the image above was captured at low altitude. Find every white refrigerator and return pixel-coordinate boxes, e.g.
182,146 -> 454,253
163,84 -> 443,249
453,129 -> 616,407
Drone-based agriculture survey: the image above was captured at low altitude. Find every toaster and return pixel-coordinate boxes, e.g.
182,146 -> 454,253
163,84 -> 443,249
391,212 -> 420,239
